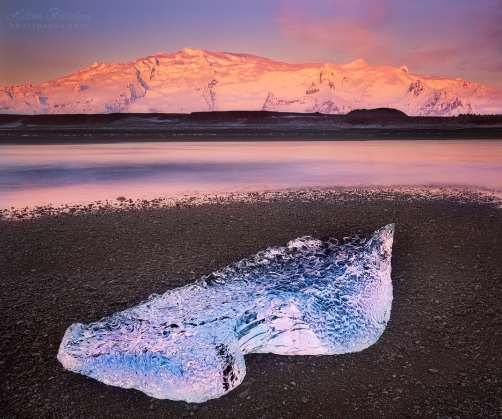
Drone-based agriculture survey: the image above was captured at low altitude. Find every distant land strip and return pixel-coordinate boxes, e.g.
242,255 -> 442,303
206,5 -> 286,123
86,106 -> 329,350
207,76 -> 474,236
1,110 -> 501,144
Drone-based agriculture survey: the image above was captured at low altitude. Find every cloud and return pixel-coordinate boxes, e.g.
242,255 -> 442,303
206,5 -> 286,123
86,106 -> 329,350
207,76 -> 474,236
277,0 -> 396,63
406,48 -> 460,67
277,0 -> 502,83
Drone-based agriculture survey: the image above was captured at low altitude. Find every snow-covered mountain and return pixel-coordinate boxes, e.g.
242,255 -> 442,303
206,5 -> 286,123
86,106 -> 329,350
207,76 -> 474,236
2,48 -> 501,116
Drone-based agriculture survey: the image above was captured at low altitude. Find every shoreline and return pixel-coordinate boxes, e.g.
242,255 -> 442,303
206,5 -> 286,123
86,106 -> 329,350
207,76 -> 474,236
2,128 -> 502,145
1,188 -> 501,418
2,186 -> 502,221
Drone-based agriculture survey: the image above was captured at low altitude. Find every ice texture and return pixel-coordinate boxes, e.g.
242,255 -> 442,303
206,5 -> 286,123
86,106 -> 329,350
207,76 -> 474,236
58,224 -> 394,402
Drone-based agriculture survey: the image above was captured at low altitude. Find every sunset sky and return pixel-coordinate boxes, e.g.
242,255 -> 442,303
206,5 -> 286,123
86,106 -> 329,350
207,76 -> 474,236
1,0 -> 501,89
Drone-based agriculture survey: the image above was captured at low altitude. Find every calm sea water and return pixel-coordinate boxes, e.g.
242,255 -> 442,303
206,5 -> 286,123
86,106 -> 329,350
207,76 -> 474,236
1,140 -> 501,209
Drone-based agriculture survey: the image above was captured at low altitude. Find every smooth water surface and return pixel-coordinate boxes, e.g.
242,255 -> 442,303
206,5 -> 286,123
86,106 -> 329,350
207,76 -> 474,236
1,140 -> 501,208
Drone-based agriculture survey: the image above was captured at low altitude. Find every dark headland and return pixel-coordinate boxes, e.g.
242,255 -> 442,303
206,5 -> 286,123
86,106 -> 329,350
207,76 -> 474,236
1,188 -> 501,418
346,108 -> 409,117
1,109 -> 502,144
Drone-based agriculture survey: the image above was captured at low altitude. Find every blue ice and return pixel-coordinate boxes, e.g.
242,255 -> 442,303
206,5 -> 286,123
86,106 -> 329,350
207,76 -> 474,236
58,224 -> 394,402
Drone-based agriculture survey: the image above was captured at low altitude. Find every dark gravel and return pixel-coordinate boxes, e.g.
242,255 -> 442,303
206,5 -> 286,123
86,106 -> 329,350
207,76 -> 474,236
1,189 -> 501,419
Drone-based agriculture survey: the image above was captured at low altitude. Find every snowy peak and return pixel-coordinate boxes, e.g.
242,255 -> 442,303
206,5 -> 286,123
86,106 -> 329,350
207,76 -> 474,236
180,47 -> 207,57
344,58 -> 368,68
1,49 -> 501,116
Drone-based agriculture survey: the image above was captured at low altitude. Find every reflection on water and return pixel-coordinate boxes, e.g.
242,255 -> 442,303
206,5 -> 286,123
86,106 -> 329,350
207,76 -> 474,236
1,140 -> 501,209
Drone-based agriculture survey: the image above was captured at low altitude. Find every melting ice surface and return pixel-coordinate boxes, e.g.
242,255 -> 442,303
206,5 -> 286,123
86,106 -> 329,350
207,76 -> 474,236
58,224 -> 394,402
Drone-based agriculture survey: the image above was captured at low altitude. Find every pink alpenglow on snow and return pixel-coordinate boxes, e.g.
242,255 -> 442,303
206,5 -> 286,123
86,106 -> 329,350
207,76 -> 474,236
1,48 -> 501,116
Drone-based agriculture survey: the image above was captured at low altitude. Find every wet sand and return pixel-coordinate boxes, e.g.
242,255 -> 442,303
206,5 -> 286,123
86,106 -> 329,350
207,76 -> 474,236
1,189 -> 501,419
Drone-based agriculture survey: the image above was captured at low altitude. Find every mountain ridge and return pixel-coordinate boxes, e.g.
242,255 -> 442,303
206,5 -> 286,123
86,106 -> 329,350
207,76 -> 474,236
2,48 -> 501,116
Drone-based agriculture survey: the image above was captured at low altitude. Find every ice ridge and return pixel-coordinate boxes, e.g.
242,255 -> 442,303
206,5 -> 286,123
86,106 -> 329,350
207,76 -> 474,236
58,224 -> 395,402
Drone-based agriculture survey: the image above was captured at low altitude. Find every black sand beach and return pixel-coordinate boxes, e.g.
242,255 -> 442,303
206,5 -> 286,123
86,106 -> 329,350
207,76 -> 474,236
1,189 -> 501,418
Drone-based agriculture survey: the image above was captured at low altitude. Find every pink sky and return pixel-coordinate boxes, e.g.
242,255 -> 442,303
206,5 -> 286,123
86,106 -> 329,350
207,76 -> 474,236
1,0 -> 501,88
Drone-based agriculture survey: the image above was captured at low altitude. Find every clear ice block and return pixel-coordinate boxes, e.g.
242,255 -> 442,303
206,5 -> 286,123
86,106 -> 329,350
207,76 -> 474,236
58,224 -> 394,402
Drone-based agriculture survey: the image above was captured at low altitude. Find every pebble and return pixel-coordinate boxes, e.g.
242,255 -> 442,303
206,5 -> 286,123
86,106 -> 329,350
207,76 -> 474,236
301,397 -> 309,404
239,389 -> 250,398
429,369 -> 439,374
